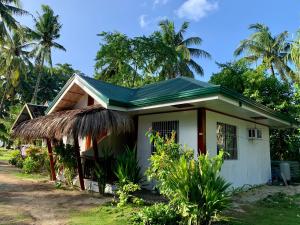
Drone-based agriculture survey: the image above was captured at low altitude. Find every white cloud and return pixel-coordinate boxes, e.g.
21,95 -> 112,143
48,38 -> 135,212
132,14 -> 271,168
138,15 -> 168,29
153,0 -> 169,6
139,14 -> 149,28
176,0 -> 218,21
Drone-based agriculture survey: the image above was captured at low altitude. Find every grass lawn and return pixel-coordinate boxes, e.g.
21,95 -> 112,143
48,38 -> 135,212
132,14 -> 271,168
0,147 -> 12,161
69,193 -> 300,225
69,204 -> 140,225
230,193 -> 300,225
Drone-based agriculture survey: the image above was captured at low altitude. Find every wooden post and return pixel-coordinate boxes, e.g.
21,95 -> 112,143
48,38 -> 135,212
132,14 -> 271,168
74,136 -> 85,191
46,139 -> 56,181
197,108 -> 207,155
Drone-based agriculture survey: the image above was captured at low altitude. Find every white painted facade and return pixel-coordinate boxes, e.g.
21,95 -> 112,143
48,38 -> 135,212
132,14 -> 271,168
206,110 -> 271,187
136,109 -> 271,188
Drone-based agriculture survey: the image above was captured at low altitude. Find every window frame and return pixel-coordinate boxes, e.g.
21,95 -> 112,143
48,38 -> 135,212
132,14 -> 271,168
151,120 -> 179,153
216,122 -> 238,160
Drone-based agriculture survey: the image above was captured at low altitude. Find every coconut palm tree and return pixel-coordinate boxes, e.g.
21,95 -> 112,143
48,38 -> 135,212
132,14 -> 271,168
234,23 -> 296,82
0,29 -> 32,113
157,20 -> 211,79
0,0 -> 28,40
30,5 -> 66,104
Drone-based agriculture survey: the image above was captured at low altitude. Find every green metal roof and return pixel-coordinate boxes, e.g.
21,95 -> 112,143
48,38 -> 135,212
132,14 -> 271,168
46,74 -> 297,125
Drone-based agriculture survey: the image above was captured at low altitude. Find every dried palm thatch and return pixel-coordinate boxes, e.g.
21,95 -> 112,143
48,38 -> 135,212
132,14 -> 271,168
12,105 -> 133,141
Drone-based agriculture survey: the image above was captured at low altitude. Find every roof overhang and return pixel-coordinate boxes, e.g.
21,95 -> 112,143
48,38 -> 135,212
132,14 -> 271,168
45,75 -> 297,129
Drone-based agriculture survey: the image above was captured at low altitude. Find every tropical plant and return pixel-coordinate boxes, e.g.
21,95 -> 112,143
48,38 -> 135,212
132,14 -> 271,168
0,0 -> 29,40
133,203 -> 181,225
0,29 -> 31,113
94,163 -> 106,194
115,145 -> 142,186
146,131 -> 194,196
8,149 -> 23,168
156,20 -> 211,79
290,30 -> 300,81
29,5 -> 66,103
234,23 -> 296,82
116,182 -> 141,207
147,132 -> 231,225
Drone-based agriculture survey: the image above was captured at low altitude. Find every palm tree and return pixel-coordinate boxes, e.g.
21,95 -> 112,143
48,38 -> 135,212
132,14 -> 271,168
0,29 -> 31,113
234,23 -> 296,82
30,5 -> 66,104
0,0 -> 29,40
157,20 -> 211,79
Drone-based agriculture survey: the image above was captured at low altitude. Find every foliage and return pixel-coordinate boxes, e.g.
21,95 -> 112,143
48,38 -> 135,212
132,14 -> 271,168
210,60 -> 300,161
29,4 -> 66,103
116,182 -> 141,207
0,0 -> 28,40
0,148 -> 12,160
115,145 -> 142,186
94,20 -> 210,87
22,156 -> 40,173
0,103 -> 22,145
54,142 -> 77,184
234,23 -> 296,82
22,145 -> 48,173
146,131 -> 194,196
94,163 -> 106,194
147,132 -> 231,225
132,203 -> 181,225
8,149 -> 23,168
54,142 -> 77,170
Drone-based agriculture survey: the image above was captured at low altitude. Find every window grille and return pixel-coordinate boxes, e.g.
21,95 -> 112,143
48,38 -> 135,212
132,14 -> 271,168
151,120 -> 179,152
217,122 -> 237,160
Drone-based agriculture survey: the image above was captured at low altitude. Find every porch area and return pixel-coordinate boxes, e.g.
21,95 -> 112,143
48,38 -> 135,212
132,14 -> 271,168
12,105 -> 134,191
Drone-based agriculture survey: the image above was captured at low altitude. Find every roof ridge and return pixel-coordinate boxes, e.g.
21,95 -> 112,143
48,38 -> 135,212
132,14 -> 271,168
78,74 -> 135,91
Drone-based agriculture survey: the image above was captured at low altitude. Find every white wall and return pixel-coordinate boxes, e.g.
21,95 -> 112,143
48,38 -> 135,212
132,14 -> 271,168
137,110 -> 198,177
206,110 -> 271,187
137,109 -> 271,188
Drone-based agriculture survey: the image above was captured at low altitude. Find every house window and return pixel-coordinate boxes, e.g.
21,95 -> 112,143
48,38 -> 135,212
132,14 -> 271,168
217,122 -> 237,160
151,120 -> 179,152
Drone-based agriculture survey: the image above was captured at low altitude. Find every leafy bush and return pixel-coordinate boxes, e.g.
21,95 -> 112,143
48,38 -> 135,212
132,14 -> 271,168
23,156 -> 40,173
115,145 -> 142,185
23,145 -> 48,173
54,142 -> 77,184
94,163 -> 106,194
116,182 -> 141,207
54,143 -> 77,170
133,203 -> 181,225
8,150 -> 24,168
147,131 -> 231,225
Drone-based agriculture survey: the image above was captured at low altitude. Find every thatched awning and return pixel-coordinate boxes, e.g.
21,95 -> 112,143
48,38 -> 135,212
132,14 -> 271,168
12,105 -> 133,141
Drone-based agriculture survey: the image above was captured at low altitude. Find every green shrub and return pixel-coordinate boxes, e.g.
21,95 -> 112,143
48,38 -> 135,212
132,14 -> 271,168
115,145 -> 142,186
133,203 -> 181,225
147,131 -> 231,225
54,142 -> 78,185
116,182 -> 141,207
8,150 -> 24,168
23,156 -> 40,173
24,145 -> 48,173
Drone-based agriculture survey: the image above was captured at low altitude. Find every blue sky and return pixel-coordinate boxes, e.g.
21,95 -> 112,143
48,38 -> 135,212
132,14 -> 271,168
20,0 -> 300,81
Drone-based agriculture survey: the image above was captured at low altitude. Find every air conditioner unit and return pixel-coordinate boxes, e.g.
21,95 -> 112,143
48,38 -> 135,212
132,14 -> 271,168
248,128 -> 262,139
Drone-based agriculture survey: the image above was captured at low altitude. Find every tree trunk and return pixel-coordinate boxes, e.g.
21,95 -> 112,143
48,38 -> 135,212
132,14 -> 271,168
46,139 -> 56,181
270,64 -> 276,77
31,71 -> 42,104
0,84 -> 8,115
74,136 -> 85,191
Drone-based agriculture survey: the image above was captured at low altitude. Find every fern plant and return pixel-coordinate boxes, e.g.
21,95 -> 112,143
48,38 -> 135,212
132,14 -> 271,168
115,145 -> 142,185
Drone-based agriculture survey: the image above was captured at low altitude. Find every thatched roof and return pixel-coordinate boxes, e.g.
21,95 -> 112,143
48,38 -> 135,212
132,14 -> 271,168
12,105 -> 133,141
12,103 -> 47,130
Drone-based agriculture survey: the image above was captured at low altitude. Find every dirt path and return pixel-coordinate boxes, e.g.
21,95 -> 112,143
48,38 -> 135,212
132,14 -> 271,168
0,160 -> 111,225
